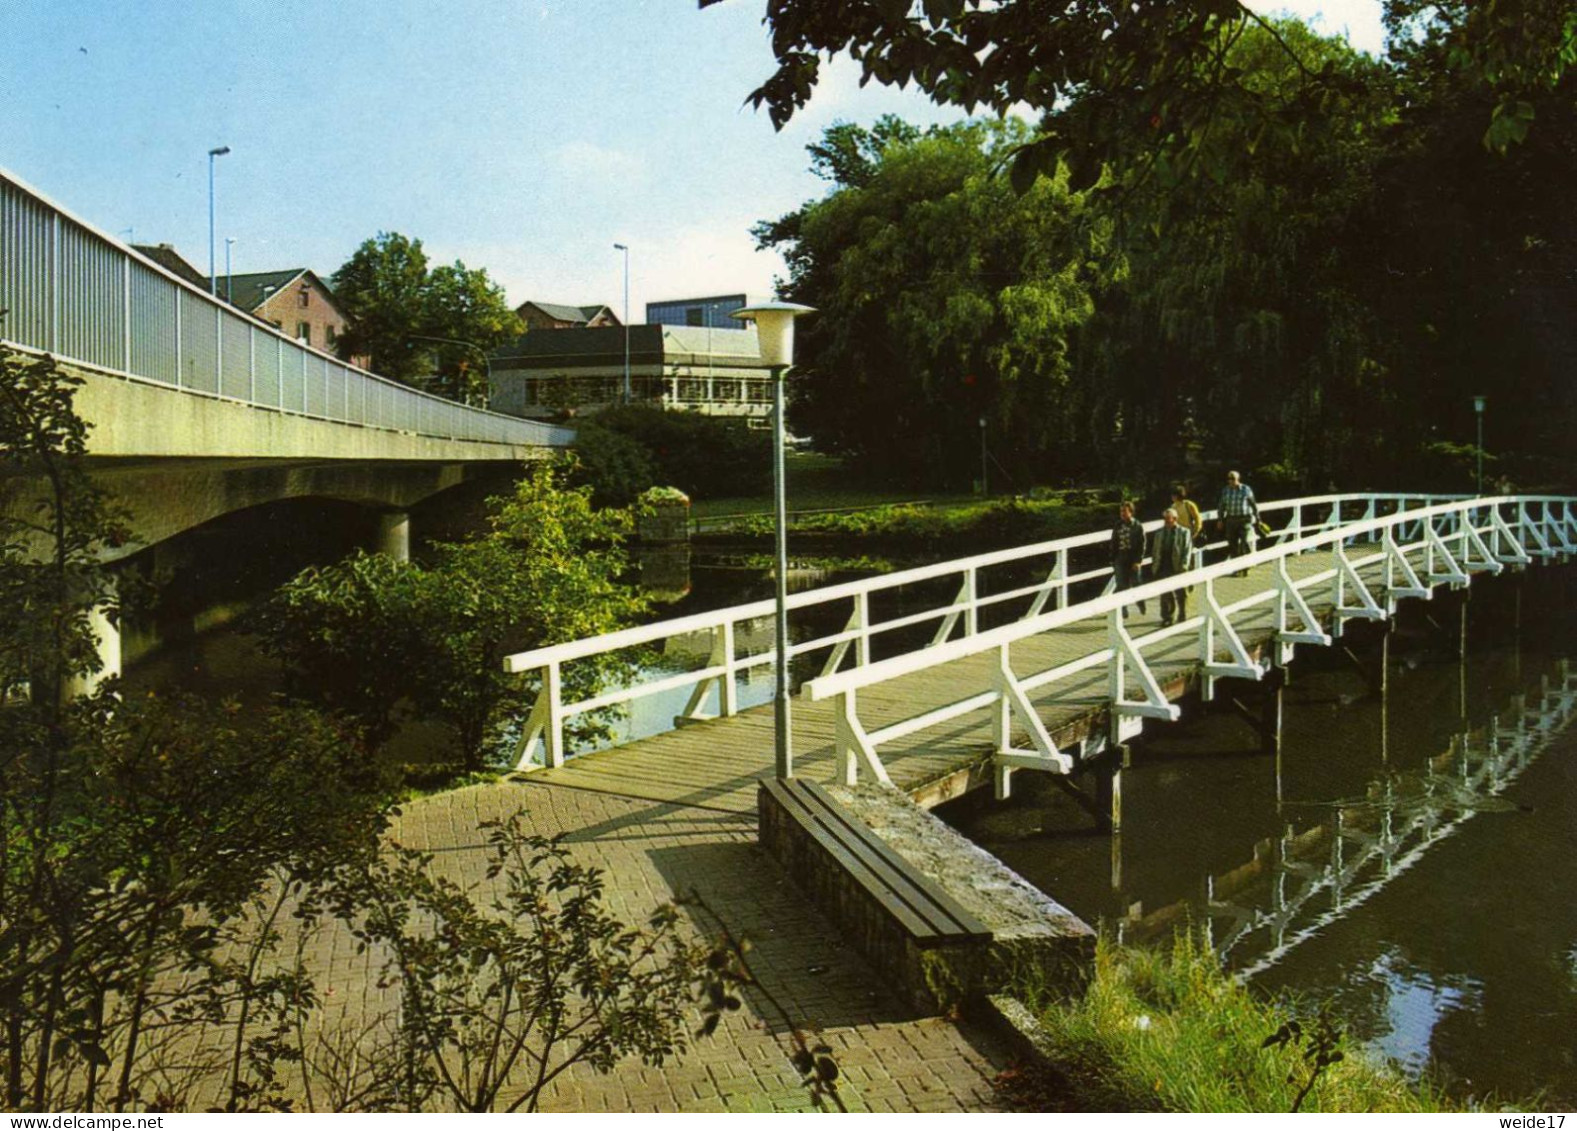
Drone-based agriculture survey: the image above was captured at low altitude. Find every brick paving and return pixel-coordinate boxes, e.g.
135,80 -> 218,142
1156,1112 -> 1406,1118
317,776 -> 1012,1113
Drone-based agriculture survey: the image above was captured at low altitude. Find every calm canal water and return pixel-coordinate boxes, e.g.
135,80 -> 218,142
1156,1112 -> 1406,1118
941,565 -> 1577,1105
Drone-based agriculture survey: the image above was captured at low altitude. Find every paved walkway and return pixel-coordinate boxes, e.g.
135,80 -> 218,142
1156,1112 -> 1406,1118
366,778 -> 1012,1113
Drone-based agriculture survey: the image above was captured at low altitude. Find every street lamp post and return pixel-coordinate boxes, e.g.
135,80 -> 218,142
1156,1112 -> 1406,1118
731,301 -> 816,780
207,146 -> 230,295
613,243 -> 630,403
979,416 -> 988,497
1474,395 -> 1487,494
224,237 -> 235,303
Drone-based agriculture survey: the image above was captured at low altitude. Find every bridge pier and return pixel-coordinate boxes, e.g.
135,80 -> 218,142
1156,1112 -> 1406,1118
64,576 -> 121,699
376,511 -> 411,562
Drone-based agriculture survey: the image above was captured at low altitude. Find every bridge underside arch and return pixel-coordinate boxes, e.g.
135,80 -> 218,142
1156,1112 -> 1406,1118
2,457 -> 530,562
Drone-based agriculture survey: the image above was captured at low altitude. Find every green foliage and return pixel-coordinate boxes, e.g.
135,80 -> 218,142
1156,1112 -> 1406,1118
331,232 -> 520,401
756,11 -> 1577,494
570,405 -> 771,505
714,0 -> 1572,182
712,494 -> 1109,549
1017,934 -> 1461,1113
255,464 -> 647,770
326,812 -> 707,1112
760,118 -> 1099,487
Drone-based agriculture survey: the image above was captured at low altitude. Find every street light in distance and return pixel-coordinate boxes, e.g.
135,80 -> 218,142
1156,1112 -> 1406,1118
207,145 -> 230,295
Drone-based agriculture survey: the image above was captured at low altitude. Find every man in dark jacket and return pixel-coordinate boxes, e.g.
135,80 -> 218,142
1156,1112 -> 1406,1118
1150,507 -> 1194,626
1110,501 -> 1146,616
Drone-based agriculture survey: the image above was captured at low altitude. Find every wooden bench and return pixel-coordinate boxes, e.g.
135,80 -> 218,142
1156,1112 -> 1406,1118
758,778 -> 990,1010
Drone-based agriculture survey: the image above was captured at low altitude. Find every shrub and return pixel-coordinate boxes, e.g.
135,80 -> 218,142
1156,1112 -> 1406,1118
571,406 -> 771,503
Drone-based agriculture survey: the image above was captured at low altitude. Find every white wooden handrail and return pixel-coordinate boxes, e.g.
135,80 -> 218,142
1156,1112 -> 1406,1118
503,493 -> 1572,772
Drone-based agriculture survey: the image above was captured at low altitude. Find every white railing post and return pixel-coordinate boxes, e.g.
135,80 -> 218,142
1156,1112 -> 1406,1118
719,619 -> 738,715
855,591 -> 871,667
513,661 -> 564,771
964,567 -> 979,636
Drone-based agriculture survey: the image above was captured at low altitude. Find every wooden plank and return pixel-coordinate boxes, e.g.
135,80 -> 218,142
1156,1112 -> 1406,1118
796,781 -> 990,941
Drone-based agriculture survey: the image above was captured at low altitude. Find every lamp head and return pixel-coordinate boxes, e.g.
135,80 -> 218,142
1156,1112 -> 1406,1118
209,145 -> 230,157
730,301 -> 815,368
1473,395 -> 1487,413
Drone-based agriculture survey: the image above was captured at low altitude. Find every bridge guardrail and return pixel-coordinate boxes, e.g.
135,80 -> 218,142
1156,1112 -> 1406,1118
0,166 -> 572,449
502,491 -> 1545,771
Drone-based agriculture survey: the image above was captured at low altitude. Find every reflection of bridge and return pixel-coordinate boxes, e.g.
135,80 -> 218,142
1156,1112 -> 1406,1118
1129,663 -> 1577,977
1,166 -> 573,559
504,494 -> 1575,822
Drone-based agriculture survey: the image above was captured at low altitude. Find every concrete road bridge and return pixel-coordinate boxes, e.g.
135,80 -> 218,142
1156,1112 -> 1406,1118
1,165 -> 572,562
504,493 -> 1576,823
3,166 -> 573,686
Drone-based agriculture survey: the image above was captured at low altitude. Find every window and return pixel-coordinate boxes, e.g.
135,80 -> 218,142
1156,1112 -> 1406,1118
325,324 -> 338,346
298,288 -> 310,308
296,322 -> 311,344
685,307 -> 703,326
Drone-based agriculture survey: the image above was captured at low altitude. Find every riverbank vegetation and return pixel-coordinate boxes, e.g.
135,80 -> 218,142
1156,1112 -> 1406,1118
1010,935 -> 1462,1113
0,349 -> 717,1111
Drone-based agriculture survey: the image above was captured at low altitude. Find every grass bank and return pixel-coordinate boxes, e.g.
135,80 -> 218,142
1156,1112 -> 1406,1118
1007,934 -> 1468,1113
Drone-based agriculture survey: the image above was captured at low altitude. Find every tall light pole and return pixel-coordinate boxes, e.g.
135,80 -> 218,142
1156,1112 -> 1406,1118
207,146 -> 230,295
613,242 -> 630,403
979,416 -> 989,496
1474,395 -> 1487,494
731,301 -> 816,779
224,236 -> 235,303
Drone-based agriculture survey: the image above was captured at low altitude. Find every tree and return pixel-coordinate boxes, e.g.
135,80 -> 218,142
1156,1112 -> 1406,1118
256,463 -> 648,771
331,233 -> 431,384
708,0 -> 1575,190
331,233 -> 520,402
758,118 -> 1101,486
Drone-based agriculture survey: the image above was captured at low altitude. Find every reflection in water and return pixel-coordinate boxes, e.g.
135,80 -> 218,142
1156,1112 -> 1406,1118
945,569 -> 1577,1104
1153,667 -> 1575,977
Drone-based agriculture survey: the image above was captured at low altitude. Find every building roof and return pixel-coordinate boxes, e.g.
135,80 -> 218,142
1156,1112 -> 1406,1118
220,268 -> 314,313
131,243 -> 209,290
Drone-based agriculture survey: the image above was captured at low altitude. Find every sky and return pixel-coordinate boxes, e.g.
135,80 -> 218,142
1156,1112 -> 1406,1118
3,1 -> 1386,322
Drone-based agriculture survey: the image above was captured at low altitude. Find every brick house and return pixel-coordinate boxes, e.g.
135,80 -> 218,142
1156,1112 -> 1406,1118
222,269 -> 362,362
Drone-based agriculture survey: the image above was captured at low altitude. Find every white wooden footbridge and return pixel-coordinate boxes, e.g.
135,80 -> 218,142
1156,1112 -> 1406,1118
504,494 -> 1575,821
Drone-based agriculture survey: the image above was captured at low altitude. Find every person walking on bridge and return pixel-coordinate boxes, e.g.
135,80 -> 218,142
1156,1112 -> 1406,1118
1151,507 -> 1194,627
1217,469 -> 1258,576
1171,484 -> 1202,542
1110,501 -> 1147,616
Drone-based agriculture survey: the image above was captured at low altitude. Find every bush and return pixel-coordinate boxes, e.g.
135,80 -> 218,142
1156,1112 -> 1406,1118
1017,934 -> 1463,1113
571,406 -> 771,503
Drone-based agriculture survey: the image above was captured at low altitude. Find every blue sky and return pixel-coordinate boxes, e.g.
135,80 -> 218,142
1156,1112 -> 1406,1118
3,1 -> 1383,320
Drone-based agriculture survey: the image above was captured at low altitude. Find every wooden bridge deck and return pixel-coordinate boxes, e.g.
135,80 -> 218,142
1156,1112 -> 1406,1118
524,553 -> 1362,815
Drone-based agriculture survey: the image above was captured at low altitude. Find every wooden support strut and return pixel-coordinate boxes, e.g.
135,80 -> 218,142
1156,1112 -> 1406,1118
992,642 -> 1072,799
1424,521 -> 1469,588
1109,608 -> 1181,743
678,620 -> 738,724
1458,515 -> 1505,577
513,661 -> 564,771
1382,529 -> 1431,605
1200,576 -> 1264,701
834,688 -> 890,787
1332,542 -> 1386,634
1491,509 -> 1533,565
1274,557 -> 1330,668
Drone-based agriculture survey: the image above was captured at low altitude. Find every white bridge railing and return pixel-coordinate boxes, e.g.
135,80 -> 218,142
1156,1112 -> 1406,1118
0,165 -> 573,449
503,492 -> 1572,774
801,495 -> 1571,796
